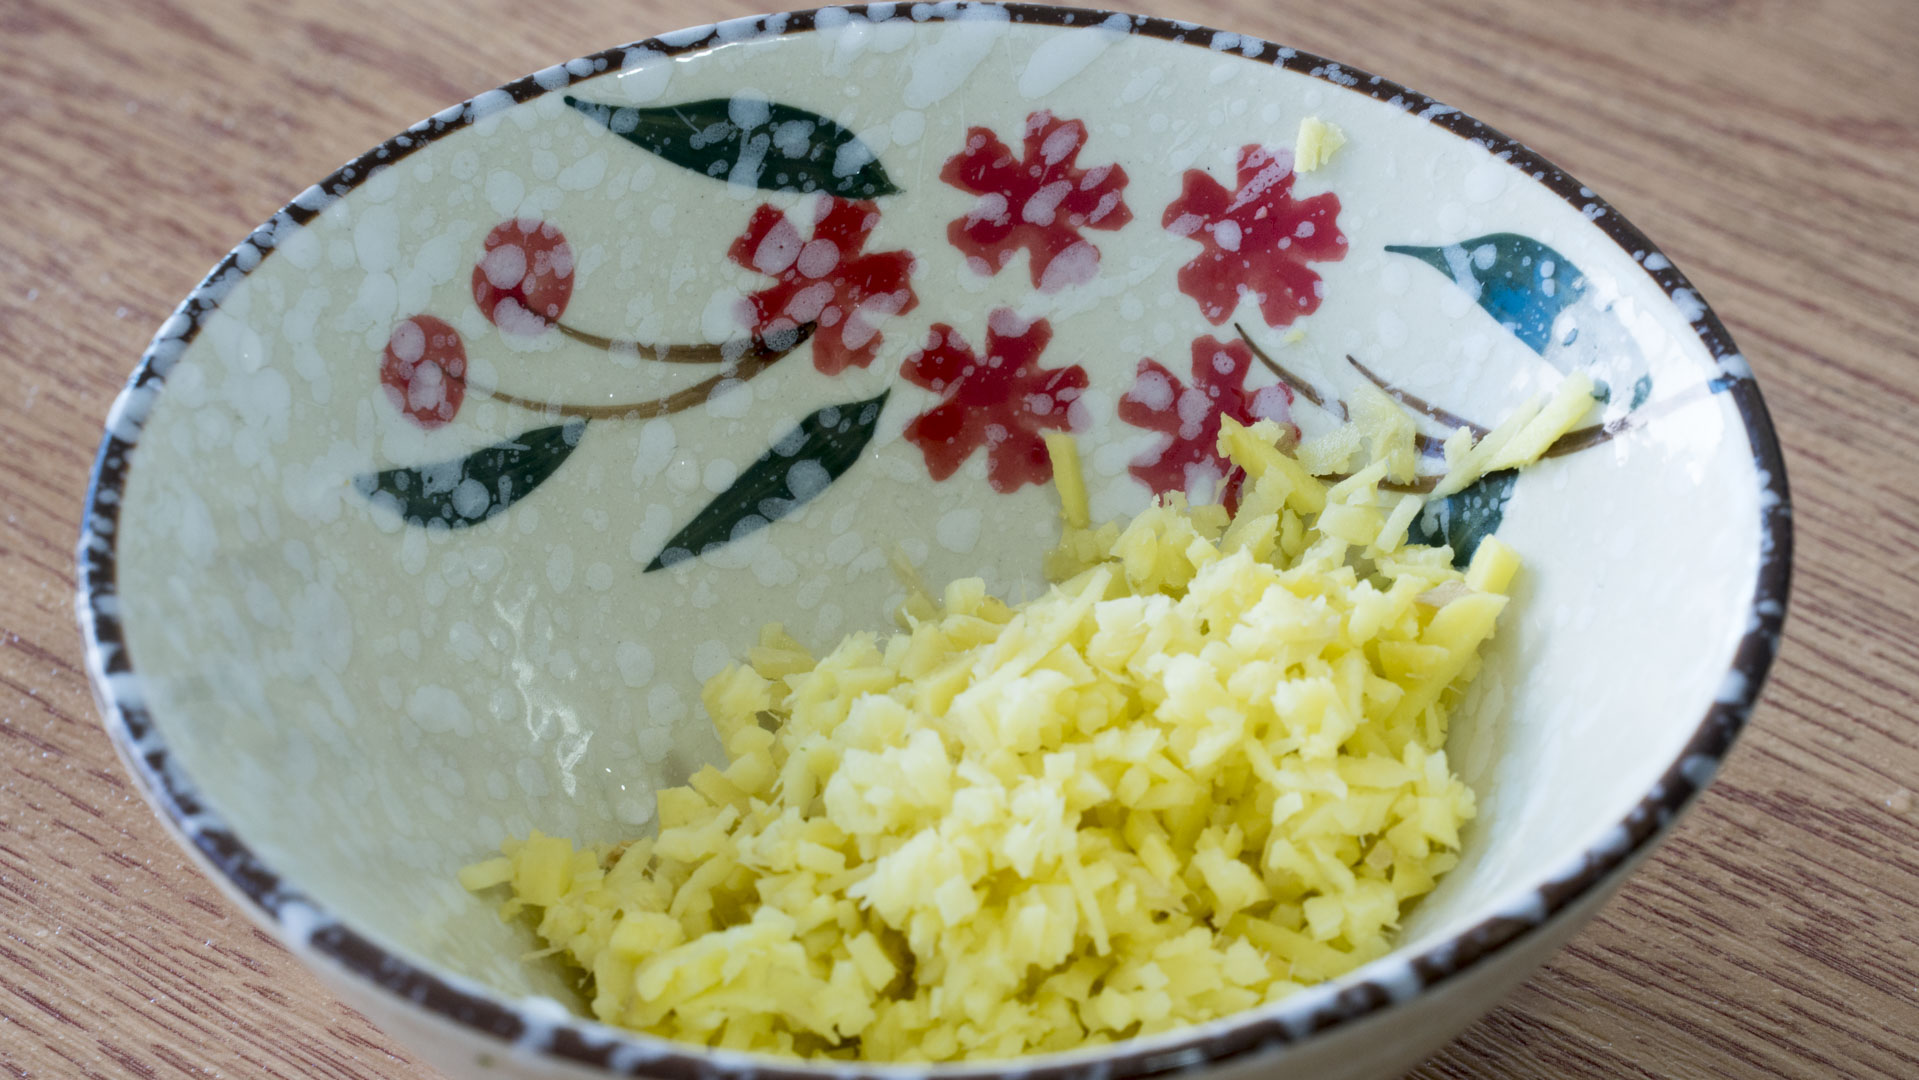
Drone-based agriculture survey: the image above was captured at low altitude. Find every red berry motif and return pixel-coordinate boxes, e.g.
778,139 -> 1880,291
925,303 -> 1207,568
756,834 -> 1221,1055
901,309 -> 1088,493
940,110 -> 1132,292
1162,145 -> 1346,326
1118,335 -> 1294,506
382,315 -> 467,429
472,219 -> 574,335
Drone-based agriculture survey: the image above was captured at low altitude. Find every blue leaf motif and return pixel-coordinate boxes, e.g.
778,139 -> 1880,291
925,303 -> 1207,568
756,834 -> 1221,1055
1386,233 -> 1585,356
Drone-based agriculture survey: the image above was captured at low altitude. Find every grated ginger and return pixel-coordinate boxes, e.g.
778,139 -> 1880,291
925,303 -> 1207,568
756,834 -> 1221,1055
465,415 -> 1521,1062
1294,116 -> 1347,172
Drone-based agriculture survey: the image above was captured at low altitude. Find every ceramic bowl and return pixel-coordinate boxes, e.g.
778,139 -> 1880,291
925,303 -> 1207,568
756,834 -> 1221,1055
77,5 -> 1791,1079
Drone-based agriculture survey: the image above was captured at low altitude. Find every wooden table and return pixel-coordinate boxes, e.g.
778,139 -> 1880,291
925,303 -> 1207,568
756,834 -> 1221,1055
3,0 -> 1915,1076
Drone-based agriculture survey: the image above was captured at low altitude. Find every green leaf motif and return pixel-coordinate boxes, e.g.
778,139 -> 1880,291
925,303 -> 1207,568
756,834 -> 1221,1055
355,422 -> 586,528
1406,470 -> 1518,569
649,391 -> 889,572
566,96 -> 900,199
1386,234 -> 1585,356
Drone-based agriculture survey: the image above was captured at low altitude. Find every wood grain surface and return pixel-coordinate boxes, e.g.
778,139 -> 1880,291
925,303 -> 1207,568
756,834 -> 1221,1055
2,0 -> 1915,1076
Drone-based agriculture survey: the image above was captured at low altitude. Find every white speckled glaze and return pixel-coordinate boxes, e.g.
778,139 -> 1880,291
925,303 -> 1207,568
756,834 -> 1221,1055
78,6 -> 1790,1079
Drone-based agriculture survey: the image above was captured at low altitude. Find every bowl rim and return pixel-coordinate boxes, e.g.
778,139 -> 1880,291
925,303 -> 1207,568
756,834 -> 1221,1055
74,3 -> 1793,1076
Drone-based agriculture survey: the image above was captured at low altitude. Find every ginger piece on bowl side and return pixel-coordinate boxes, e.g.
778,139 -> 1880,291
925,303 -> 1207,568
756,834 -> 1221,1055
1295,116 -> 1348,172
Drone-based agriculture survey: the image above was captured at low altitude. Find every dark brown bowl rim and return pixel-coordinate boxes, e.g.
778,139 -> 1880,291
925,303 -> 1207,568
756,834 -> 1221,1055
75,4 -> 1792,1077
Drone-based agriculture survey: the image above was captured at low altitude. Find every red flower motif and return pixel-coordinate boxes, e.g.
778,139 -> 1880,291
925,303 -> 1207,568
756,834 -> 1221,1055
729,197 -> 917,375
1118,336 -> 1294,505
940,111 -> 1132,292
1162,145 -> 1346,326
472,219 -> 574,335
382,315 -> 467,429
901,309 -> 1088,493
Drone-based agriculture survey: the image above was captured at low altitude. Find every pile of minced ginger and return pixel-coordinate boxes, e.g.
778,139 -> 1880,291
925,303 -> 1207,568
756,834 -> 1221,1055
462,373 -> 1595,1062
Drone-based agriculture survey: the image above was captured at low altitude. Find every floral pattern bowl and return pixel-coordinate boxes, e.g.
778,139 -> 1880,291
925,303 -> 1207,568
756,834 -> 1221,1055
77,5 -> 1790,1079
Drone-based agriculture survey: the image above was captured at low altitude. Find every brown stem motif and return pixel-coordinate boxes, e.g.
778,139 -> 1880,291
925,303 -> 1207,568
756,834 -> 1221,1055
1234,324 -> 1714,491
1380,474 -> 1442,495
1537,378 -> 1717,458
552,320 -> 758,363
1235,326 -> 1452,457
1345,355 -> 1489,437
1236,322 -> 1346,419
471,323 -> 815,420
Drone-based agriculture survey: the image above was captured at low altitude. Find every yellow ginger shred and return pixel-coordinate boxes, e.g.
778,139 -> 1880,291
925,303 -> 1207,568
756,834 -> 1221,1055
1432,371 -> 1597,497
1294,117 -> 1348,172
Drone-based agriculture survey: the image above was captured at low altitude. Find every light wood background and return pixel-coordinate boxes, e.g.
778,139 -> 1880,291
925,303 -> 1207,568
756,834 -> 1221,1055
3,0 -> 1915,1076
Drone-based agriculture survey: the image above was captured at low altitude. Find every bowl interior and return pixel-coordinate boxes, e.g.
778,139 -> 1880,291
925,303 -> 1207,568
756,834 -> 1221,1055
102,11 -> 1762,1026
